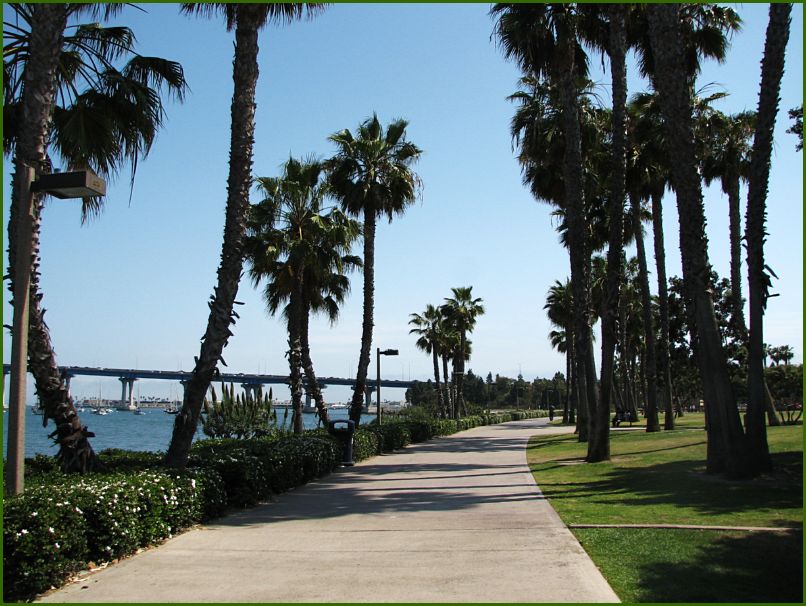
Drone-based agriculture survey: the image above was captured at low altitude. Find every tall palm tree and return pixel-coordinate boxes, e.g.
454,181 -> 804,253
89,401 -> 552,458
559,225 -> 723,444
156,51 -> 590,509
441,287 -> 484,419
575,4 -> 629,460
5,3 -> 68,491
628,91 -> 675,430
327,114 -> 422,425
701,109 -> 755,337
492,3 -> 599,436
245,157 -> 360,432
409,304 -> 446,417
436,323 -> 459,417
745,3 -> 792,473
4,4 -> 186,473
165,4 -> 324,466
545,279 -> 573,424
647,4 -> 748,477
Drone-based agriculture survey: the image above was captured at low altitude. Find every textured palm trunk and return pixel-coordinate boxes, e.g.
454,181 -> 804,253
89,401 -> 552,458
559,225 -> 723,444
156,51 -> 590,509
7,5 -> 73,487
724,176 -> 748,336
166,9 -> 260,467
648,5 -> 749,477
455,329 -> 466,419
442,354 -> 452,418
288,288 -> 305,435
8,163 -> 99,473
745,3 -> 791,472
563,344 -> 571,424
431,348 -> 444,418
300,302 -> 328,427
651,188 -> 675,430
558,22 -> 593,443
632,193 -> 660,432
589,4 -> 626,462
349,211 -> 376,425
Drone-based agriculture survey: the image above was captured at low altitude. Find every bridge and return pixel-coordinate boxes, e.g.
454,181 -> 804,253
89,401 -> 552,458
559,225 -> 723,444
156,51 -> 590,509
2,365 -> 417,411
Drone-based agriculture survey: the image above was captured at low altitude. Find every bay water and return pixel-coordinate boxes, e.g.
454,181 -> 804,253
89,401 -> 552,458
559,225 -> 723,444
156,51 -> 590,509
3,406 -> 375,459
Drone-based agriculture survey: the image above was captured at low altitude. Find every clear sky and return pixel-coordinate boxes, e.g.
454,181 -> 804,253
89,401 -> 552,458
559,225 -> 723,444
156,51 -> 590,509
2,3 -> 803,405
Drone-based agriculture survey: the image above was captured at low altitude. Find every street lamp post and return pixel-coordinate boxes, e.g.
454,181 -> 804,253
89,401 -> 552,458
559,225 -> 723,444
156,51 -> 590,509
376,348 -> 398,425
5,168 -> 105,494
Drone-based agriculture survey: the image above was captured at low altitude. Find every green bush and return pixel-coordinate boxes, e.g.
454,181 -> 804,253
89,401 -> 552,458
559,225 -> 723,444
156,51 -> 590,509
3,488 -> 89,602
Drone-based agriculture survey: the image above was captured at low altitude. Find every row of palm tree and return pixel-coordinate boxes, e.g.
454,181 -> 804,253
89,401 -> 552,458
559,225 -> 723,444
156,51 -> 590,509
7,4 -> 423,472
493,3 -> 793,477
409,287 -> 485,420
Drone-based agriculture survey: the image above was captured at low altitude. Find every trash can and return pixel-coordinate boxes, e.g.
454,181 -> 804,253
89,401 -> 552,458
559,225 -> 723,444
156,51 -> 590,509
327,419 -> 356,466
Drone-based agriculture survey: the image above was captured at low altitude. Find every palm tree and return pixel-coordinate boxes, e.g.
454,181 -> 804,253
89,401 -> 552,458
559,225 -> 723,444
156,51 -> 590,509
326,114 -> 423,425
745,3 -> 792,473
628,92 -> 676,430
165,4 -> 325,466
646,4 -> 748,477
492,3 -> 599,437
701,109 -> 756,337
436,323 -> 459,417
575,4 -> 629,460
441,287 -> 484,419
409,304 -> 446,418
5,3 -> 68,491
245,157 -> 360,432
4,4 -> 187,473
545,279 -> 573,424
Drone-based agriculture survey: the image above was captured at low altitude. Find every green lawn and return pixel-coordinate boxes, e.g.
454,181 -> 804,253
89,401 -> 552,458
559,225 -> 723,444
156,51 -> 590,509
528,419 -> 803,602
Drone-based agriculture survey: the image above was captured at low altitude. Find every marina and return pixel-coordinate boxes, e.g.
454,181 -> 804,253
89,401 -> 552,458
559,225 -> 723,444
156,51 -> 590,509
3,404 -> 378,459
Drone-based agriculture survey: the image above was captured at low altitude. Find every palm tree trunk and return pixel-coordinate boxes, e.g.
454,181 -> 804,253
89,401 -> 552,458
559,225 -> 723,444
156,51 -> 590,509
745,3 -> 791,472
442,354 -> 452,418
590,3 -> 627,462
632,193 -> 660,432
563,345 -> 571,424
648,4 -> 749,477
7,5 -> 78,487
431,348 -> 444,418
725,176 -> 748,336
651,188 -> 675,430
8,163 -> 99,473
288,289 -> 305,434
349,211 -> 376,425
166,9 -> 260,467
557,22 -> 593,443
455,330 -> 466,419
300,301 -> 328,427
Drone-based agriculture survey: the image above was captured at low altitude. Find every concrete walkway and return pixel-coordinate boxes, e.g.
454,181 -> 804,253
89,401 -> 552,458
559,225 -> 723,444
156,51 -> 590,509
39,417 -> 619,603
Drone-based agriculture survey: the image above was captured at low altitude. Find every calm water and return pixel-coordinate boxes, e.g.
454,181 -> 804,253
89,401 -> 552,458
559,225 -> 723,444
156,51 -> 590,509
3,406 -> 374,458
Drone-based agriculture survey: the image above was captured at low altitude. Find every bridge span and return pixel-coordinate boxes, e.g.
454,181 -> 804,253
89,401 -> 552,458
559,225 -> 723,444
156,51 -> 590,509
2,365 -> 417,411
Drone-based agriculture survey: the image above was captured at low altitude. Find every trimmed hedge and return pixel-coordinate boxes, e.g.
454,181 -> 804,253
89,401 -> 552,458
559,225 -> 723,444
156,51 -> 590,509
4,410 -> 544,601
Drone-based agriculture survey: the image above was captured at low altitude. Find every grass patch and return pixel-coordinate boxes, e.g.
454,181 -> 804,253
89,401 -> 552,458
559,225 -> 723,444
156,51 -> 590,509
528,419 -> 803,602
575,527 -> 802,603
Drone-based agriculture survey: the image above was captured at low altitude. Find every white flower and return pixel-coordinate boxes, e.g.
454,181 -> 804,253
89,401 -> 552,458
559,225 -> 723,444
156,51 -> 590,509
75,507 -> 83,514
31,511 -> 38,517
20,529 -> 28,535
48,527 -> 55,534
54,542 -> 60,549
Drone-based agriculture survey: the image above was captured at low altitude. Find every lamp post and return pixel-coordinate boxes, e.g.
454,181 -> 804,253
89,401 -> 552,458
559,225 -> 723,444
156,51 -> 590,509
376,348 -> 398,425
5,168 -> 105,494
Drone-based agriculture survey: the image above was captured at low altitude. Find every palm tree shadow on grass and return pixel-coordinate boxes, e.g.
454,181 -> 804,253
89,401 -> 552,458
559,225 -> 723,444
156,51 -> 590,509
632,528 -> 803,602
537,451 -> 802,517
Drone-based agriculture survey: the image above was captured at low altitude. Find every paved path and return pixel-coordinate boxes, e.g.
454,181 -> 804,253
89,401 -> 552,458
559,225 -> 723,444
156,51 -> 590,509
39,418 -> 619,603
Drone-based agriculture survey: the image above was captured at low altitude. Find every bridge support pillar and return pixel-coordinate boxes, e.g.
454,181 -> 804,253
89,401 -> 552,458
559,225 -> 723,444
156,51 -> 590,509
303,391 -> 316,414
118,377 -> 137,410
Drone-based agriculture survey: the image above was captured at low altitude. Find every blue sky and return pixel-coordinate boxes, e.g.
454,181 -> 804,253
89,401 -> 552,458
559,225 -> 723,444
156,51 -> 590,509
2,3 -> 803,404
